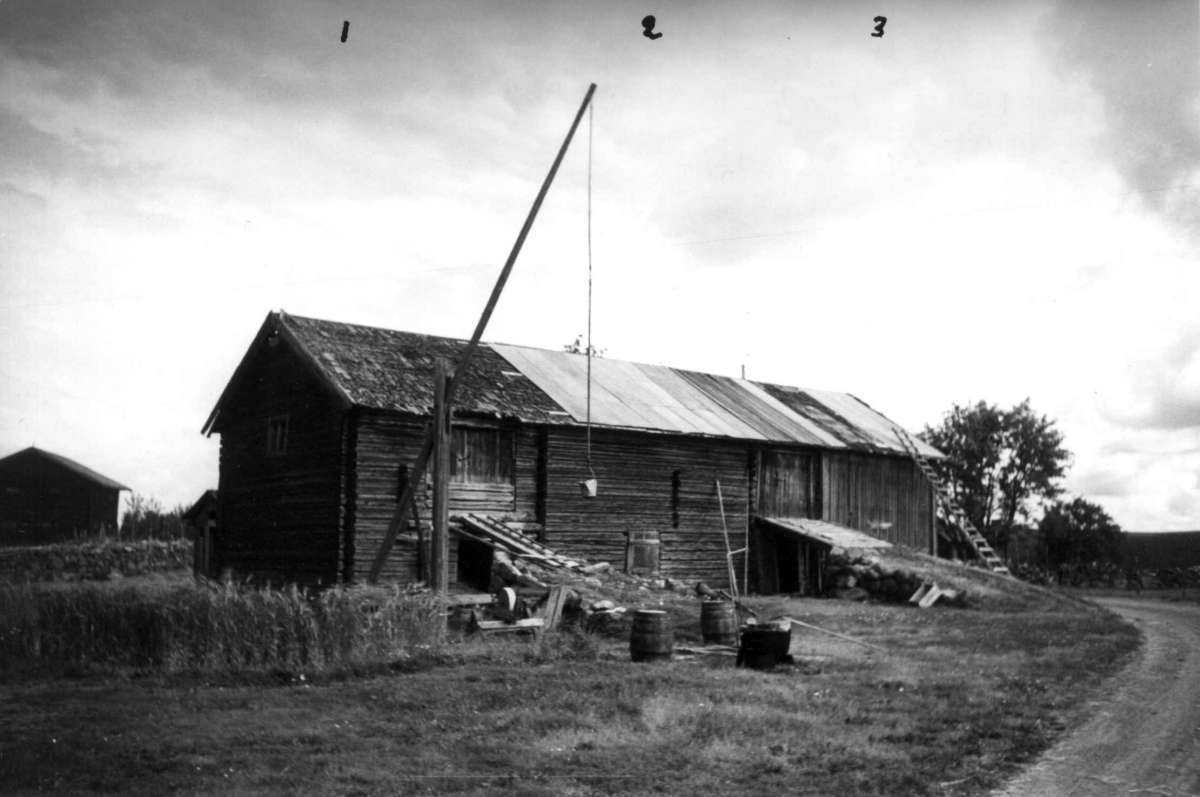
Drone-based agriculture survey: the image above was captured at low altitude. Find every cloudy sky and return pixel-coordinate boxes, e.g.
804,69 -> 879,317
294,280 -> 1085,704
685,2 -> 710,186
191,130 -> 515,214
1,0 -> 1197,531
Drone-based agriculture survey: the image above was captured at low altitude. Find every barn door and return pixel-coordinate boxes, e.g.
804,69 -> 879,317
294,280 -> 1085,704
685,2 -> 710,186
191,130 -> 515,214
759,451 -> 819,518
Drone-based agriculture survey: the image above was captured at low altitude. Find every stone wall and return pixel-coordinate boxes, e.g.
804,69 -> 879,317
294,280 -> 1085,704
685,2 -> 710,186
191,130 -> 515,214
0,540 -> 191,583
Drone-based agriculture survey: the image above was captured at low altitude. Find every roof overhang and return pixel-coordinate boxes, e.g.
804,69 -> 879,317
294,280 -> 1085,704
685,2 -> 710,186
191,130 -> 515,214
756,516 -> 894,550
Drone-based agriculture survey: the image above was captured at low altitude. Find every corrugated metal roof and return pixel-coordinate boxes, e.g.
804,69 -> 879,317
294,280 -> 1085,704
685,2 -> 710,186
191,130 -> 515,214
804,388 -> 943,459
756,383 -> 942,459
208,312 -> 942,457
490,343 -> 937,456
492,344 -> 768,440
758,517 -> 894,549
675,371 -> 843,448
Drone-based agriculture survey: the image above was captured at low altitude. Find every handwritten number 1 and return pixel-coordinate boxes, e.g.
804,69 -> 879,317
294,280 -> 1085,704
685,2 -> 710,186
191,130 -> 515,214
872,16 -> 887,37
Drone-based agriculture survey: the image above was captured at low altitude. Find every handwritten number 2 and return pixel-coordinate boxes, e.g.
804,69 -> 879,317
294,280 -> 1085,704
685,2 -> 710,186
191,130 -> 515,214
872,16 -> 887,37
642,15 -> 663,40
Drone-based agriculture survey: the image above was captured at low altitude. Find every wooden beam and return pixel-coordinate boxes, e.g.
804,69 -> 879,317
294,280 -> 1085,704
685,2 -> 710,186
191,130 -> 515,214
367,82 -> 596,583
432,359 -> 451,593
412,492 -> 426,584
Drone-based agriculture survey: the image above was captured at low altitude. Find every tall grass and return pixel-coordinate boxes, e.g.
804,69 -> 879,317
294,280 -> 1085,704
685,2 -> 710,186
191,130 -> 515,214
0,581 -> 444,674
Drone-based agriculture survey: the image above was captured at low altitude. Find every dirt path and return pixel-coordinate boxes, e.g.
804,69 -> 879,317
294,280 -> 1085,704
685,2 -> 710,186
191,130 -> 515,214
992,598 -> 1200,797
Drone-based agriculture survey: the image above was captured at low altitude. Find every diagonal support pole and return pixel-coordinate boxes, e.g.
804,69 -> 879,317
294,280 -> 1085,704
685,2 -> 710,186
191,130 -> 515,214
368,83 -> 597,583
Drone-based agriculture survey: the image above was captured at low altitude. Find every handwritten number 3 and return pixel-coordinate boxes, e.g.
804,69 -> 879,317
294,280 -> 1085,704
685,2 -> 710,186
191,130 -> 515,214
872,16 -> 887,37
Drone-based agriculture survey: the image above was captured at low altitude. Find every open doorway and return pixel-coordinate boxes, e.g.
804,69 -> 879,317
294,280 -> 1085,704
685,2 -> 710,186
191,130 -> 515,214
751,518 -> 827,595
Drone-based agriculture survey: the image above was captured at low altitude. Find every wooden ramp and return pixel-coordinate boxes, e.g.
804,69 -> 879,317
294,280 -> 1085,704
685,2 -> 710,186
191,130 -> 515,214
451,513 -> 584,571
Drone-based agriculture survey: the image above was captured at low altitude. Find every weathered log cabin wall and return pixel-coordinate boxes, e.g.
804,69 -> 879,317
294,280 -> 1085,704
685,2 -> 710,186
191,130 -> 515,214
349,412 -> 539,584
215,341 -> 343,585
542,428 -> 750,589
821,452 -> 934,552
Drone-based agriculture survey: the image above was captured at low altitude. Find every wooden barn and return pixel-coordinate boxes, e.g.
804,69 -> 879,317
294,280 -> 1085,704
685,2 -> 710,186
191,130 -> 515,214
0,446 -> 130,546
202,311 -> 942,592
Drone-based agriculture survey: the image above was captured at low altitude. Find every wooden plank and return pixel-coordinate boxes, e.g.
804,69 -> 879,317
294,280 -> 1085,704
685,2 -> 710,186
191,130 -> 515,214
446,593 -> 495,607
473,617 -> 545,634
432,360 -> 451,593
539,585 -> 568,630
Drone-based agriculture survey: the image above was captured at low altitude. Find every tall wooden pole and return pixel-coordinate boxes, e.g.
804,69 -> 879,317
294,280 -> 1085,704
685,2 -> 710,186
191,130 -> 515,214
431,359 -> 451,593
368,82 -> 596,583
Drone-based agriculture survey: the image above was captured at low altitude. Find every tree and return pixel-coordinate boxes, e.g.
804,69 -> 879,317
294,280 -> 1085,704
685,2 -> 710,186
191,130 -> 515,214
120,493 -> 186,540
921,399 -> 1070,549
1039,497 -> 1124,568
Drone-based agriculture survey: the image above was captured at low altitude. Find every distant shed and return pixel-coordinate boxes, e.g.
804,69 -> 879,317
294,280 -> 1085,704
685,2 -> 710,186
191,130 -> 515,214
0,447 -> 130,546
202,311 -> 942,592
183,489 -> 219,578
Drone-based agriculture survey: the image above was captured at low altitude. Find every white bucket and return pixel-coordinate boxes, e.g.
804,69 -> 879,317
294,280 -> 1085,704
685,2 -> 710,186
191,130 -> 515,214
580,478 -> 598,498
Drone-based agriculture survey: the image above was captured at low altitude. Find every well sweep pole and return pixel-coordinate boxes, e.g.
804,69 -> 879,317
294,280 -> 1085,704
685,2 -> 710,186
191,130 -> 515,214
368,83 -> 597,583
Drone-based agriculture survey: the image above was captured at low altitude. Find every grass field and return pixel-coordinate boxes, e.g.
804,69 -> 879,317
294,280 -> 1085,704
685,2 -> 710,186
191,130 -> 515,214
0,581 -> 1139,796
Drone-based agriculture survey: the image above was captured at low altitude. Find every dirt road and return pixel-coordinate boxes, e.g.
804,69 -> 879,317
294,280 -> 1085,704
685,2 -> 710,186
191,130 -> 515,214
993,598 -> 1200,797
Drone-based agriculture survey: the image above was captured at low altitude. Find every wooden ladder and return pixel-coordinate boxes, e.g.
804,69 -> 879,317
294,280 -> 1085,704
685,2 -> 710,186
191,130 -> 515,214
892,426 -> 1011,576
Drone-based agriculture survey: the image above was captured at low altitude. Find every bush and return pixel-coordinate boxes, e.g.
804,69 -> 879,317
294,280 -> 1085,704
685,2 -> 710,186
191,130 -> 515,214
0,581 -> 444,674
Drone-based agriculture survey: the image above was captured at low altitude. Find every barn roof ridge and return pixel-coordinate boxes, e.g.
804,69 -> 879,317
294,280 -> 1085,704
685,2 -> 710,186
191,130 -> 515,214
0,446 -> 131,491
208,311 -> 942,457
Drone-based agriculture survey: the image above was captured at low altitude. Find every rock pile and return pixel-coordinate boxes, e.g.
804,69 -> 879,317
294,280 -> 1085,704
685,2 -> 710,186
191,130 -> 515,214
826,549 -> 967,607
0,540 -> 191,584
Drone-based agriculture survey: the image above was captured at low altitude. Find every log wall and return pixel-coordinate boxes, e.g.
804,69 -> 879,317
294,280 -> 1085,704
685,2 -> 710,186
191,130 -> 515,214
349,412 -> 539,583
542,428 -> 751,589
215,342 -> 343,585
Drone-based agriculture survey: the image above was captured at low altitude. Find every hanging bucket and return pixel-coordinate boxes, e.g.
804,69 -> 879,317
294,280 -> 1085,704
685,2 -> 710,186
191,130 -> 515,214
579,478 -> 598,498
737,623 -> 792,670
629,609 -> 673,662
700,600 -> 738,646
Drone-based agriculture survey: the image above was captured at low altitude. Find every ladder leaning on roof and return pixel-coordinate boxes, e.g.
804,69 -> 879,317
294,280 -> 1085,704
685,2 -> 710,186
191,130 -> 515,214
892,426 -> 1011,576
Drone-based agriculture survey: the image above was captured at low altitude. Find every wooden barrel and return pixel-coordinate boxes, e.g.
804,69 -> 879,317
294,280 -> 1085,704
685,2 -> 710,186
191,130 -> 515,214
700,600 -> 738,645
737,624 -> 792,670
629,610 -> 673,662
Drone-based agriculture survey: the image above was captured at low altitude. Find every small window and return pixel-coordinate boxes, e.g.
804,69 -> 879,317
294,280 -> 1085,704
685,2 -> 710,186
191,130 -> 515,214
267,415 -> 289,455
449,427 -> 513,483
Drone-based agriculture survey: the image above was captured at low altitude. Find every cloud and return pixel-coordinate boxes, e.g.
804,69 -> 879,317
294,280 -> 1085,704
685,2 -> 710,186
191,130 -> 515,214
1104,328 -> 1200,430
1167,490 -> 1198,518
1073,466 -> 1130,498
1044,0 -> 1200,236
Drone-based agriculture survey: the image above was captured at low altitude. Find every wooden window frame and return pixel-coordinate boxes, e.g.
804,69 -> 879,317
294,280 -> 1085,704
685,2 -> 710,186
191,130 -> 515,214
449,426 -> 514,484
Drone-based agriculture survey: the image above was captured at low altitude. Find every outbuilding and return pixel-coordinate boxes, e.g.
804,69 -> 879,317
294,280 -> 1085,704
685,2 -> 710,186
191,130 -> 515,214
202,311 -> 942,591
0,446 -> 130,546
